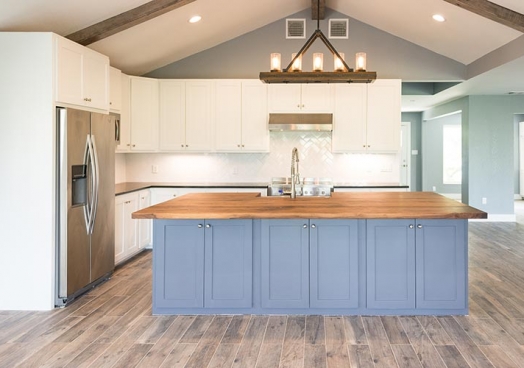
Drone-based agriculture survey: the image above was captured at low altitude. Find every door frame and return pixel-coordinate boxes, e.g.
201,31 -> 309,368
401,122 -> 412,190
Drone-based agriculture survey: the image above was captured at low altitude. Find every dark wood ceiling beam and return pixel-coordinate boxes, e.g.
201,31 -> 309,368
312,0 -> 326,20
443,0 -> 524,33
66,0 -> 196,46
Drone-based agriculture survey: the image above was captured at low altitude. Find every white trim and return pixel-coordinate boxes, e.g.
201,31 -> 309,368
401,122 -> 411,190
470,214 -> 517,222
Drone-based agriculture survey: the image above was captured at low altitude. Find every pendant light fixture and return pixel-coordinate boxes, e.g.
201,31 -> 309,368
260,0 -> 376,84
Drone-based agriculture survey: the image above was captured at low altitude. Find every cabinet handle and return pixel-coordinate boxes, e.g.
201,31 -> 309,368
206,224 -> 211,228
303,224 -> 307,228
311,224 -> 316,228
197,224 -> 203,228
409,224 -> 414,229
417,224 -> 423,229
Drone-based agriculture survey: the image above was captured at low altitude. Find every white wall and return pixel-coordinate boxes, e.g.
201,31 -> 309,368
115,153 -> 127,183
124,132 -> 400,184
0,33 -> 56,310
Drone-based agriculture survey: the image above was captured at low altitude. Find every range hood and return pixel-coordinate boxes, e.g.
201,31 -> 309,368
268,113 -> 333,131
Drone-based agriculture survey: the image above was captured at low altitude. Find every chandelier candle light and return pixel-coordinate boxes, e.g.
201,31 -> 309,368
260,0 -> 376,83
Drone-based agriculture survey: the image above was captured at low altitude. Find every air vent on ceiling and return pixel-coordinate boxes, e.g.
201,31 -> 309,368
329,19 -> 349,39
286,19 -> 306,39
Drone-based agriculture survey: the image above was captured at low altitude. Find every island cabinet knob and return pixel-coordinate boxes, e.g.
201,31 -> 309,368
303,224 -> 308,228
206,224 -> 211,228
311,224 -> 316,228
409,224 -> 414,229
197,224 -> 203,228
417,224 -> 423,229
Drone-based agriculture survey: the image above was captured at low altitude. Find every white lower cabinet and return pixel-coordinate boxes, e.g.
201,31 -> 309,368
115,189 -> 152,265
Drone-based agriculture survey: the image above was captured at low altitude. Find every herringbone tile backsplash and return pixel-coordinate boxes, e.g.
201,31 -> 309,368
120,132 -> 400,184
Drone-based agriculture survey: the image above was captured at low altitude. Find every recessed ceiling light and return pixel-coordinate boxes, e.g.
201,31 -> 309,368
189,15 -> 202,23
432,14 -> 445,22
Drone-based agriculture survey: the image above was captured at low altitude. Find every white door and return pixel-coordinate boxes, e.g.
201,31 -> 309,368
400,122 -> 411,189
138,190 -> 151,249
241,81 -> 269,152
159,80 -> 186,151
83,52 -> 109,110
301,84 -> 333,112
185,81 -> 213,151
130,77 -> 159,151
215,80 -> 242,151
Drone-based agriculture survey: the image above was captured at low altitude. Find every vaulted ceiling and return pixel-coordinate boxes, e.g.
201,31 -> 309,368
1,0 -> 524,110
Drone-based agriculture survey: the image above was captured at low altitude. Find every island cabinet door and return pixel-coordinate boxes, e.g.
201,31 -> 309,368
261,220 -> 309,308
153,220 -> 205,309
415,220 -> 467,309
310,219 -> 359,308
204,220 -> 253,308
367,220 -> 416,309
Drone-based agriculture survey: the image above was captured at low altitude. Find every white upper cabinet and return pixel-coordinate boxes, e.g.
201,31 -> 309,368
366,79 -> 401,151
268,84 -> 333,112
332,79 -> 401,153
116,73 -> 131,152
215,80 -> 269,152
56,36 -> 109,111
130,76 -> 159,152
109,66 -> 122,112
159,80 -> 213,152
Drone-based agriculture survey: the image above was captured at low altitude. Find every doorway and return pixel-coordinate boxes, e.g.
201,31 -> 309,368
400,122 -> 411,190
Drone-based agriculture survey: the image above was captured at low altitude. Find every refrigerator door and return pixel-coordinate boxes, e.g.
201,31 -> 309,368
90,113 -> 115,282
58,108 -> 92,298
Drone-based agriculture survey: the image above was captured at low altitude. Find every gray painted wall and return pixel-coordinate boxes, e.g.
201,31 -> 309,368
401,112 -> 422,191
423,95 -> 524,215
145,8 -> 465,80
422,113 -> 461,195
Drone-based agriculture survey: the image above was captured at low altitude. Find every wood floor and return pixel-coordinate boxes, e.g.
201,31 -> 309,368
2,221 -> 524,367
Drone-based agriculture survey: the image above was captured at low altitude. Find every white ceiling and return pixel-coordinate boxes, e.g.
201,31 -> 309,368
1,0 -> 524,111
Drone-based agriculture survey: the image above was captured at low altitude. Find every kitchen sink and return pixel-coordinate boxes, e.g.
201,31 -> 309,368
267,177 -> 333,197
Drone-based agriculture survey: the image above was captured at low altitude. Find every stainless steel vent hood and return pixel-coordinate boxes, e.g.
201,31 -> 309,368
268,113 -> 333,131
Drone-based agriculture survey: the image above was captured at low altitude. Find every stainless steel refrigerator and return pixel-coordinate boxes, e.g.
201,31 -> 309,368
56,107 -> 117,307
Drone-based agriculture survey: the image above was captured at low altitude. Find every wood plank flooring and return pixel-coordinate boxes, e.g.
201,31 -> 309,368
2,220 -> 524,367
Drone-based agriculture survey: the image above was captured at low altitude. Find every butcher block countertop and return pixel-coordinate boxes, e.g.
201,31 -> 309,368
132,192 -> 487,220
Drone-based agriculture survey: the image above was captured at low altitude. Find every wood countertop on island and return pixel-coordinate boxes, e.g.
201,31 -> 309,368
132,192 -> 487,220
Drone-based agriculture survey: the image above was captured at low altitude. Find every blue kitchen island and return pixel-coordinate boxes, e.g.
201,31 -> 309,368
132,192 -> 486,316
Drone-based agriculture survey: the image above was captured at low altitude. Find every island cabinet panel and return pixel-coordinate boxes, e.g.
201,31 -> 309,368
367,220 -> 416,309
310,220 -> 359,308
204,220 -> 253,308
415,220 -> 467,309
261,220 -> 309,308
154,220 -> 205,308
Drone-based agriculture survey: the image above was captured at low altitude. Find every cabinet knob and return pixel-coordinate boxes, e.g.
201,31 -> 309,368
132,144 -> 136,147
409,224 -> 414,229
173,194 -> 177,197
297,104 -> 300,108
303,224 -> 307,228
127,144 -> 130,146
368,145 -> 370,148
181,145 -> 184,147
238,144 -> 241,147
206,224 -> 211,228
241,145 -> 245,148
417,224 -> 423,229
186,145 -> 189,147
363,145 -> 366,148
110,102 -> 113,105
311,224 -> 316,228
197,224 -> 203,228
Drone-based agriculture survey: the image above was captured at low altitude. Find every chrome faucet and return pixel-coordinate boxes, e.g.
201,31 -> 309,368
290,147 -> 300,199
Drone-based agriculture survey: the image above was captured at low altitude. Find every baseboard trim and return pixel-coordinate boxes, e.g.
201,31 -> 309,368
470,214 -> 517,222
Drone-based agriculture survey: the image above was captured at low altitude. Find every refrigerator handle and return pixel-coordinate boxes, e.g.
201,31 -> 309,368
89,135 -> 100,235
83,135 -> 92,234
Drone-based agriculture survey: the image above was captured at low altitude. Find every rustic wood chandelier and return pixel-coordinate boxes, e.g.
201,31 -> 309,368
260,0 -> 377,84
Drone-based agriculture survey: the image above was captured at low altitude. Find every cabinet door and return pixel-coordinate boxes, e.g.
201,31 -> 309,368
138,190 -> 152,249
261,219 -> 309,308
332,84 -> 367,152
116,74 -> 131,152
366,79 -> 401,152
123,194 -> 139,259
159,80 -> 186,151
204,220 -> 252,308
109,67 -> 122,112
416,220 -> 467,309
83,51 -> 109,111
130,77 -> 158,151
367,220 -> 415,309
185,81 -> 213,151
56,38 -> 84,107
154,220 -> 205,308
215,81 -> 242,151
310,219 -> 359,308
114,196 -> 126,264
242,81 -> 269,152
268,84 -> 301,112
301,84 -> 333,112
